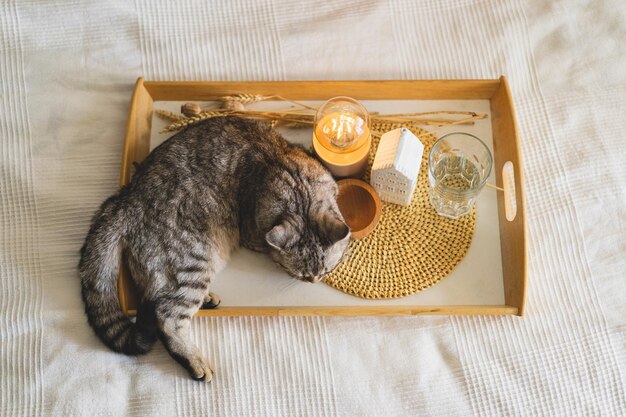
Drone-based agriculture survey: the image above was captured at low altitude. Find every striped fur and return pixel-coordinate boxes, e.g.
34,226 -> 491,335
79,117 -> 350,381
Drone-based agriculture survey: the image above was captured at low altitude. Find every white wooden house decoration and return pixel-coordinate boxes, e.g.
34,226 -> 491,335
370,128 -> 424,206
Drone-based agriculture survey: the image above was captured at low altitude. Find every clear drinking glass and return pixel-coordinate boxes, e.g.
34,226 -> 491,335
428,132 -> 493,219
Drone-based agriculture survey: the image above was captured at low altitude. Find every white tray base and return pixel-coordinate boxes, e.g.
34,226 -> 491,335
150,100 -> 504,307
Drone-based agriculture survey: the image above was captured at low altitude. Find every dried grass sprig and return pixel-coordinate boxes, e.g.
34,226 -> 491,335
217,93 -> 318,111
379,110 -> 484,118
160,111 -> 232,133
155,109 -> 187,122
271,95 -> 318,111
158,97 -> 487,133
372,116 -> 477,126
218,94 -> 269,104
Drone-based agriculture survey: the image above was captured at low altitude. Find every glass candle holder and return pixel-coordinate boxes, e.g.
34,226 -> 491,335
312,97 -> 371,178
428,132 -> 493,219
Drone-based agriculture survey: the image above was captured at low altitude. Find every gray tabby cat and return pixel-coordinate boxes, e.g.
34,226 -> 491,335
79,117 -> 350,381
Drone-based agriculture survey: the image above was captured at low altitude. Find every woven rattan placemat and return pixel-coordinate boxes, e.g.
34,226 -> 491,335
324,124 -> 477,299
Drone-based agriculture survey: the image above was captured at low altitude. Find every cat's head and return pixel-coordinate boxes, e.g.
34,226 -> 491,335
258,156 -> 351,282
265,211 -> 350,282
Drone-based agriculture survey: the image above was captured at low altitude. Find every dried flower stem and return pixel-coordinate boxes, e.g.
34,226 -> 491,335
444,115 -> 482,126
159,97 -> 487,133
271,95 -> 318,111
380,110 -> 484,118
374,116 -> 474,125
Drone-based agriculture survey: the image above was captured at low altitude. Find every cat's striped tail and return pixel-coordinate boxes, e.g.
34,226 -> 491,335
79,193 -> 156,355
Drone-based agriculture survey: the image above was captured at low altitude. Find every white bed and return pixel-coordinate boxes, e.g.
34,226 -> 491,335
1,1 -> 624,416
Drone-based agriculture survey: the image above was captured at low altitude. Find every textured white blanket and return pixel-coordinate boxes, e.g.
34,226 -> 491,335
1,0 -> 624,416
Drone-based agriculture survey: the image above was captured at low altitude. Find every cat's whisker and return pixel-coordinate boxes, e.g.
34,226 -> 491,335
278,279 -> 300,293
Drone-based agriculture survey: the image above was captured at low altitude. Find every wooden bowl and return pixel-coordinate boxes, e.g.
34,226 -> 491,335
336,179 -> 382,239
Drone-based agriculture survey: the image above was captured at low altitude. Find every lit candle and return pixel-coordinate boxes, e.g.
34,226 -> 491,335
312,97 -> 371,178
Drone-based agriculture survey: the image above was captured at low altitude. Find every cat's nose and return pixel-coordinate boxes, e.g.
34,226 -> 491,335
307,275 -> 322,283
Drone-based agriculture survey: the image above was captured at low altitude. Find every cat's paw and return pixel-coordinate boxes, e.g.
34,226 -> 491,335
201,292 -> 221,309
188,354 -> 215,382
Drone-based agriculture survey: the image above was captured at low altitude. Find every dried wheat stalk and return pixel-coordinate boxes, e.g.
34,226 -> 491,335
160,111 -> 232,133
218,94 -> 269,104
155,109 -> 187,122
158,96 -> 487,133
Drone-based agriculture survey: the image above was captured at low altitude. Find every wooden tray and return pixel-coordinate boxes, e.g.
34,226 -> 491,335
118,77 -> 527,317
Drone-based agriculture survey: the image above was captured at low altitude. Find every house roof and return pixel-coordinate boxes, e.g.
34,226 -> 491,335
372,128 -> 424,181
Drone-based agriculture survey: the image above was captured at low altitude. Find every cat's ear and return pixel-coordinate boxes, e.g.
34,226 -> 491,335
265,221 -> 299,251
320,214 -> 350,245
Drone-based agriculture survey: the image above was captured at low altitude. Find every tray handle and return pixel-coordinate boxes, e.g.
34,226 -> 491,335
502,161 -> 517,221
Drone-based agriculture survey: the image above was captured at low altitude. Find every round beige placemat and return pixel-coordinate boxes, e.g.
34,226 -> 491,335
324,124 -> 477,299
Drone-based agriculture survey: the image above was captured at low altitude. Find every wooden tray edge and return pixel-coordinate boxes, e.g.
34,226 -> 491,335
124,305 -> 519,317
117,77 -> 526,317
491,76 -> 527,316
